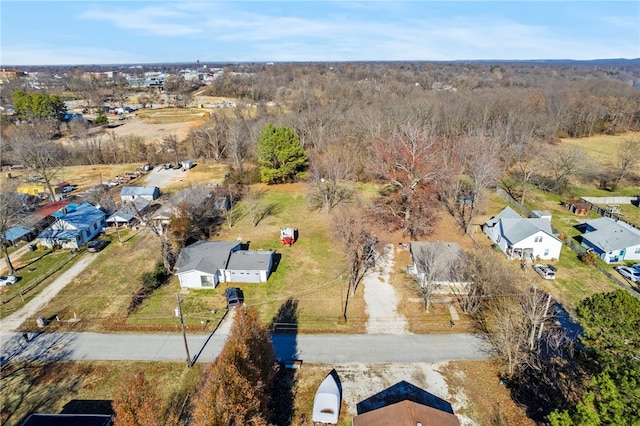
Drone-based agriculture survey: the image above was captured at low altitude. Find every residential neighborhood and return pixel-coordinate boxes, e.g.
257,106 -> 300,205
1,10 -> 640,424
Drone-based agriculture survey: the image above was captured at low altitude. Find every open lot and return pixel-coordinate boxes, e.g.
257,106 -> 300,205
0,359 -> 532,426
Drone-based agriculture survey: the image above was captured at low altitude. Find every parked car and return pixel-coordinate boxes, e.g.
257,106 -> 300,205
87,240 -> 108,252
533,264 -> 556,280
0,275 -> 18,286
615,266 -> 640,282
225,287 -> 244,308
62,185 -> 75,193
631,264 -> 640,273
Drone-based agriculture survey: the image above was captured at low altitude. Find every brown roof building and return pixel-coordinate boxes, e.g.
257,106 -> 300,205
352,400 -> 460,426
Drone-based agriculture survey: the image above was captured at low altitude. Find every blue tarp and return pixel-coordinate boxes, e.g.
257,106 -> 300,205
3,225 -> 34,244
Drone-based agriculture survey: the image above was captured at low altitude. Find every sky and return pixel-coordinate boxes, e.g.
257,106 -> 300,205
1,1 -> 639,66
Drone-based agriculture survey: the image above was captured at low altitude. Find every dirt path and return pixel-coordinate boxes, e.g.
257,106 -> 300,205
0,254 -> 98,332
364,244 -> 409,334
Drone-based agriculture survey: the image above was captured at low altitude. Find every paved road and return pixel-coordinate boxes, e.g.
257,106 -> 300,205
1,330 -> 490,365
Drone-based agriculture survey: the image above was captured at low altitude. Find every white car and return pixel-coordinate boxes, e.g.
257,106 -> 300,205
615,266 -> 640,283
0,275 -> 18,286
533,264 -> 556,280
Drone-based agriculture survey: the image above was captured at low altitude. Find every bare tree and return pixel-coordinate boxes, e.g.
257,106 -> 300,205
0,187 -> 24,275
9,120 -> 66,201
226,113 -> 251,172
539,146 -> 587,194
187,115 -> 228,161
455,247 -> 515,315
244,189 -> 264,227
612,138 -> 639,190
439,135 -> 503,233
308,147 -> 354,213
482,301 -> 531,378
332,207 -> 381,321
160,134 -> 180,165
411,241 -> 467,312
370,122 -> 440,238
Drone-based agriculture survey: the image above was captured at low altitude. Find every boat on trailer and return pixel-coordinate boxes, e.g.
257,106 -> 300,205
312,370 -> 341,425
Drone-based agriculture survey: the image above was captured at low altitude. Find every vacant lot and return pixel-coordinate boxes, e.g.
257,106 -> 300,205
0,359 -> 531,426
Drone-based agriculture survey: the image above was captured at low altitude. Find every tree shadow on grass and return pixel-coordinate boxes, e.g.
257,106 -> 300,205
0,332 -> 82,425
268,298 -> 299,426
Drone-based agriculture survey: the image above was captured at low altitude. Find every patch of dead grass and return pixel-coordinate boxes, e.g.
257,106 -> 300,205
441,360 -> 536,426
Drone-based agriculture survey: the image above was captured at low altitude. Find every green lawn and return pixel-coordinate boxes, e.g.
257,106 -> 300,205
13,184 -> 362,333
0,249 -> 83,319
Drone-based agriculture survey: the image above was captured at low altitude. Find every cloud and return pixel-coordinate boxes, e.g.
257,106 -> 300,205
79,4 -> 203,36
1,45 -> 147,66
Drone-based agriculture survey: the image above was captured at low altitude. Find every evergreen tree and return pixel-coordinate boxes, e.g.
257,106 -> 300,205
256,123 -> 307,184
549,290 -> 640,425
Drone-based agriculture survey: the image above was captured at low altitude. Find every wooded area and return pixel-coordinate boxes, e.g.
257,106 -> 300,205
1,60 -> 639,425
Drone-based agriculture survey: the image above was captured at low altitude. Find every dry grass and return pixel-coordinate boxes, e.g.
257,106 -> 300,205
441,360 -> 535,426
136,108 -> 210,124
561,131 -> 640,168
0,360 -> 199,426
24,231 -> 161,332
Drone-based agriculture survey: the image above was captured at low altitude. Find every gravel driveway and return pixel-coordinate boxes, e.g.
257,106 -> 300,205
364,244 -> 409,334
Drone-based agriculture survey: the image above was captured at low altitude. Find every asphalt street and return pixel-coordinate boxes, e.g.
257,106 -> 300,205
0,331 -> 490,365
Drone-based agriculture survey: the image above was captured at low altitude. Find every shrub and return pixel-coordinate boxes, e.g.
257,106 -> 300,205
580,251 -> 599,266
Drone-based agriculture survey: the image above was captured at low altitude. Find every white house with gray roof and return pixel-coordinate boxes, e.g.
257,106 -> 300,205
484,206 -> 562,261
120,186 -> 160,203
174,240 -> 275,288
578,217 -> 640,263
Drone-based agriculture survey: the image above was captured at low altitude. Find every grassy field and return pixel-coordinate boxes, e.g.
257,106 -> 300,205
26,183 -> 364,333
561,131 -> 640,169
0,250 -> 85,319
0,360 -> 200,426
136,107 -> 210,124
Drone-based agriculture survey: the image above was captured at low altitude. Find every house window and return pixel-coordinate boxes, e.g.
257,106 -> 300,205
200,275 -> 213,287
93,223 -> 98,230
635,248 -> 640,254
535,236 -> 543,243
544,249 -> 550,257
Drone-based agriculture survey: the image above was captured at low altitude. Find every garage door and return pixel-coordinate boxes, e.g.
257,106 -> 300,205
229,270 -> 262,283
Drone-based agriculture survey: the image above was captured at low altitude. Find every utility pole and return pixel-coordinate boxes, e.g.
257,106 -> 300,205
175,293 -> 192,367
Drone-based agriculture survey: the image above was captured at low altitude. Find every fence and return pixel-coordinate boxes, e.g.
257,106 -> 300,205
495,187 -> 562,235
495,188 -> 640,301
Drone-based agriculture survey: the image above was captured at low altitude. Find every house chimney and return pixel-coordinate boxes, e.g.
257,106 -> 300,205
62,207 -> 67,215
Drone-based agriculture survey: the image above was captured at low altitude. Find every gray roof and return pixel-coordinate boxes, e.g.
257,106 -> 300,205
174,241 -> 240,274
152,185 -> 212,220
485,206 -> 521,227
120,186 -> 159,197
581,217 -> 640,251
107,198 -> 150,223
488,207 -> 559,245
500,217 -> 557,245
227,250 -> 274,272
410,241 -> 468,280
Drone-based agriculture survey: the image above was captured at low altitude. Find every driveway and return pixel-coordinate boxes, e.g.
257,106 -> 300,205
0,254 -> 98,332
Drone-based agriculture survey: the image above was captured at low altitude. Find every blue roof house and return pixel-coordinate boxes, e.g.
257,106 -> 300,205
3,225 -> 36,245
579,217 -> 640,263
37,202 -> 106,249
